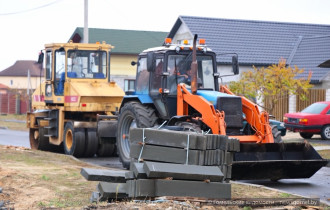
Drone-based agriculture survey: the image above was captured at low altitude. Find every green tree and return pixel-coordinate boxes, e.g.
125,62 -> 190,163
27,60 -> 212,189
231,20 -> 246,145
229,59 -> 313,114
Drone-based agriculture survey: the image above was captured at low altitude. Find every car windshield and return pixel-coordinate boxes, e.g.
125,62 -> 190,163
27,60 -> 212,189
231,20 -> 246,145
301,103 -> 328,114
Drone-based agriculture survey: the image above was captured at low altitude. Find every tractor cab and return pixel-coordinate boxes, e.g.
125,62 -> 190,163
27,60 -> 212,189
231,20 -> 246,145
133,38 -> 230,119
32,41 -> 117,110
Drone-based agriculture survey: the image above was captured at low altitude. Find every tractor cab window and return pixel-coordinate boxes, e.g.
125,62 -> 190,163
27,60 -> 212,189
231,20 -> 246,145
135,57 -> 149,94
150,58 -> 164,94
67,50 -> 107,79
167,54 -> 215,94
54,50 -> 65,95
45,51 -> 52,80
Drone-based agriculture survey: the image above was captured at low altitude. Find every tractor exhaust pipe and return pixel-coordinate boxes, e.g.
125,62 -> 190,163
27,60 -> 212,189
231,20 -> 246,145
191,34 -> 198,94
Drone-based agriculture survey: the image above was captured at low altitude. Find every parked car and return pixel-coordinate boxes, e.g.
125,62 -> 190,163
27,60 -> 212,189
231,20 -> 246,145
242,118 -> 286,138
269,119 -> 287,137
284,101 -> 330,140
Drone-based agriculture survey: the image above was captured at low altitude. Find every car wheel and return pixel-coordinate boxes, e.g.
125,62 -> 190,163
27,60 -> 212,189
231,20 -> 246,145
321,125 -> 330,140
299,132 -> 313,139
271,125 -> 283,143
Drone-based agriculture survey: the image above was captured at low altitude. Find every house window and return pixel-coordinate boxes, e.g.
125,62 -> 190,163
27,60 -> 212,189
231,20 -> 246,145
10,80 -> 13,85
124,79 -> 135,92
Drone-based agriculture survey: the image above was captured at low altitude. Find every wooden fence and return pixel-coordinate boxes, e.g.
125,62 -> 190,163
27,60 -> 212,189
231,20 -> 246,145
264,92 -> 289,121
296,89 -> 326,112
264,89 -> 326,121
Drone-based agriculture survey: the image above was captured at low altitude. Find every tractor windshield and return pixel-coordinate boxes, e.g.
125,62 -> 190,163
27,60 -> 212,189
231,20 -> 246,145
67,50 -> 107,79
167,54 -> 215,94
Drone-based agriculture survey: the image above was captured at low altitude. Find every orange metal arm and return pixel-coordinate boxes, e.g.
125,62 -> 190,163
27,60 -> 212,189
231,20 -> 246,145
220,85 -> 274,143
177,84 -> 226,135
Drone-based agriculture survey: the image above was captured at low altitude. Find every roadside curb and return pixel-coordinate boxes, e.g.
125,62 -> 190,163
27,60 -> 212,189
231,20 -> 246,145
0,126 -> 8,130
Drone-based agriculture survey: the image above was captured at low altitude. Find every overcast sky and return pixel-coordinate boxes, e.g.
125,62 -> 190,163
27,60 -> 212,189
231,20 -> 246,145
0,0 -> 329,71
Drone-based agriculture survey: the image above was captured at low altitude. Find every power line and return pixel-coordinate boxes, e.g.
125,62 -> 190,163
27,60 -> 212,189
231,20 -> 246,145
0,0 -> 63,16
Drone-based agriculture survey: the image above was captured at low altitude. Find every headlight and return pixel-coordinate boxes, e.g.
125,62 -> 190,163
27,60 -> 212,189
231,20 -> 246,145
280,122 -> 284,127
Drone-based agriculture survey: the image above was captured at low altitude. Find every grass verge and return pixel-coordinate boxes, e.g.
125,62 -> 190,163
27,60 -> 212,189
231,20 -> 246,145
0,114 -> 27,131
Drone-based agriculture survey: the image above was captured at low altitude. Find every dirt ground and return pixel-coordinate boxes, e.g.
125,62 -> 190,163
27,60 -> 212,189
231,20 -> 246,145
2,145 -> 322,210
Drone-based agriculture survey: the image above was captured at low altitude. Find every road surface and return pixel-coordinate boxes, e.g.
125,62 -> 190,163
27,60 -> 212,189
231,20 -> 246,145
1,129 -> 329,205
0,129 -> 30,148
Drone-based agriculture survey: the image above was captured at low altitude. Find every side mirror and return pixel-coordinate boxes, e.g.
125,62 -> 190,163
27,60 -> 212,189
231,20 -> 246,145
146,52 -> 155,72
38,51 -> 44,64
232,55 -> 239,75
131,61 -> 137,66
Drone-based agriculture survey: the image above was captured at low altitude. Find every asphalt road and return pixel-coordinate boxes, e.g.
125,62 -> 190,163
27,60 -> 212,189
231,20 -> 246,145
0,129 -> 30,148
1,129 -> 329,205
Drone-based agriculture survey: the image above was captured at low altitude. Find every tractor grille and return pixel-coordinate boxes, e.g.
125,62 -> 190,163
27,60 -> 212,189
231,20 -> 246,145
216,96 -> 243,129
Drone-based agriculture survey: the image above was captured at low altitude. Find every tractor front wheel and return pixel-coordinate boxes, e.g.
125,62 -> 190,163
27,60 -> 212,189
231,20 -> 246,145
29,128 -> 51,151
117,102 -> 158,169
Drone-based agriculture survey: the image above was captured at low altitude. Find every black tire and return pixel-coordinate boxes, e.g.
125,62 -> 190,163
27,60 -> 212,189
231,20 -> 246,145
299,132 -> 314,139
63,122 -> 86,157
271,125 -> 283,143
29,127 -> 51,151
321,125 -> 330,140
84,129 -> 99,157
117,102 -> 158,169
97,143 -> 116,157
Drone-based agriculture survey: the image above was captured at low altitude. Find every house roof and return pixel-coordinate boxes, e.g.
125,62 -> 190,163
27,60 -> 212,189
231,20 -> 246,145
290,35 -> 330,83
168,16 -> 330,66
0,60 -> 44,77
0,83 -> 9,89
69,27 -> 168,54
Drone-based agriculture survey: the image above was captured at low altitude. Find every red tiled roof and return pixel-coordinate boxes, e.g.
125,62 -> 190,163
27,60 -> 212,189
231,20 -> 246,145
0,83 -> 9,89
0,60 -> 44,77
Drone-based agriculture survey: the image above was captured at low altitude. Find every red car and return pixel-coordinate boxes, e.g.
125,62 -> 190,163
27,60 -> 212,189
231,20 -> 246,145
284,101 -> 330,140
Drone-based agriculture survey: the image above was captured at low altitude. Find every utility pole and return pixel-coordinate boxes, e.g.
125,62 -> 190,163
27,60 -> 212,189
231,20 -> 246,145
27,70 -> 32,112
84,0 -> 88,43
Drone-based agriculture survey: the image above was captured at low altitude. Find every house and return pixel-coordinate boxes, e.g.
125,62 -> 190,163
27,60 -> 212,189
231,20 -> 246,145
0,60 -> 44,90
0,83 -> 9,94
69,27 -> 168,91
167,16 -> 330,118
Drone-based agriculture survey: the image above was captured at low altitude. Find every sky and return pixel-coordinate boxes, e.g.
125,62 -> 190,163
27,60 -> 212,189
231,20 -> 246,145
0,0 -> 329,71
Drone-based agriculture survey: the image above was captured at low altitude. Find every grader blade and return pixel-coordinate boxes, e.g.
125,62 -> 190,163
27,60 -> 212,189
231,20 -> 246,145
232,142 -> 328,180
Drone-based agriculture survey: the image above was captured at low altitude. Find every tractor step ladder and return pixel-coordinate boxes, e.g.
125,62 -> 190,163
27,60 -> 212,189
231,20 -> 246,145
44,110 -> 59,138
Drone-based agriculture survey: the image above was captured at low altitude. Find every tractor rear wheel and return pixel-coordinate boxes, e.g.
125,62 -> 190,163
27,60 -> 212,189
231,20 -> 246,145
117,102 -> 158,169
271,125 -> 283,143
83,129 -> 99,157
97,143 -> 116,157
63,122 -> 86,157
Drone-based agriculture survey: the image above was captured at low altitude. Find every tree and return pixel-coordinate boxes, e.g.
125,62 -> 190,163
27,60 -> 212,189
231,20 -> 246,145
229,59 -> 313,114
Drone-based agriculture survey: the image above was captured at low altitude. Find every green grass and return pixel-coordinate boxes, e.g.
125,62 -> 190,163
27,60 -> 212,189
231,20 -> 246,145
0,114 -> 27,131
318,150 -> 330,159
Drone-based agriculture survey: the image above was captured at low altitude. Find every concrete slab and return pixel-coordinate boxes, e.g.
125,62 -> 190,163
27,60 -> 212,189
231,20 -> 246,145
130,144 -> 201,165
80,168 -> 126,183
126,179 -> 155,198
97,182 -> 127,201
143,161 -> 224,182
125,171 -> 135,180
155,179 -> 231,199
127,179 -> 231,199
130,162 -> 147,179
129,128 -> 207,150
